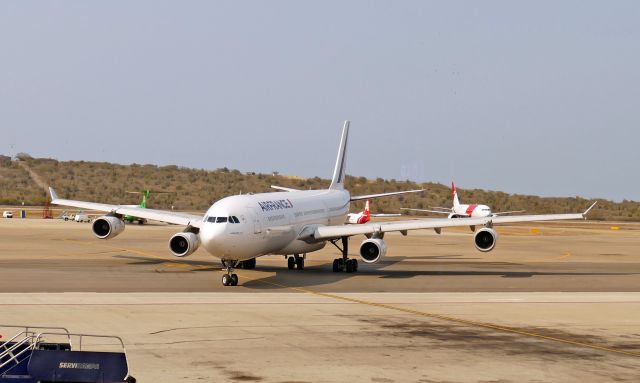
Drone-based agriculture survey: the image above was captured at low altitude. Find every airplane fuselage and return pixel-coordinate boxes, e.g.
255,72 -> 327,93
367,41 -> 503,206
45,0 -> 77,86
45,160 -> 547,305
198,189 -> 351,261
450,204 -> 492,218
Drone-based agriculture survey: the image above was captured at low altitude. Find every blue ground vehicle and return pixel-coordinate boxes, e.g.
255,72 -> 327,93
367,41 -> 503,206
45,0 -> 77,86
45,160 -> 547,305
0,325 -> 135,383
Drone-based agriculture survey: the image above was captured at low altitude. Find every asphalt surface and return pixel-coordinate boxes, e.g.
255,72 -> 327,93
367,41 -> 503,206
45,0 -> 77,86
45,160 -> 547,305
0,219 -> 638,292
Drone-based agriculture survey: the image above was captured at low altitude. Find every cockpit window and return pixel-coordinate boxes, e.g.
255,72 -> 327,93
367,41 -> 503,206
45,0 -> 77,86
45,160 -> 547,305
206,216 -> 239,223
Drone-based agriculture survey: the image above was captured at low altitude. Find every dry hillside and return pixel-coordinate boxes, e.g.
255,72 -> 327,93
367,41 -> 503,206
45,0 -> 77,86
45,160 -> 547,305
1,156 -> 638,221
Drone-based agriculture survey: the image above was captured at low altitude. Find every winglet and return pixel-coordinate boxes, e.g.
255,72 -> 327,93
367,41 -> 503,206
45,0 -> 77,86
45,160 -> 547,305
582,201 -> 597,218
49,187 -> 59,201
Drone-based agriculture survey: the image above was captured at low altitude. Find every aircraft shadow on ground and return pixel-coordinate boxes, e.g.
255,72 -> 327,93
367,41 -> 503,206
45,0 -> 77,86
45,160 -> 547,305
111,254 -> 636,290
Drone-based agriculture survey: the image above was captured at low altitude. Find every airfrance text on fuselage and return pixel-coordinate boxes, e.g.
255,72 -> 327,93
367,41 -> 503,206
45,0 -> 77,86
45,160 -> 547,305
258,199 -> 294,212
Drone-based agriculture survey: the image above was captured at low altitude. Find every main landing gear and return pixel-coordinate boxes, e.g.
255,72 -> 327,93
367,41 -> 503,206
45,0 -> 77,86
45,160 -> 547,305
237,258 -> 256,269
287,254 -> 305,270
221,260 -> 239,286
330,236 -> 358,273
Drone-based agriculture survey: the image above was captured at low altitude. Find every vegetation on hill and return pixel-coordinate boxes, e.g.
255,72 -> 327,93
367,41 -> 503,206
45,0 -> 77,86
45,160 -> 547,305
0,156 -> 638,221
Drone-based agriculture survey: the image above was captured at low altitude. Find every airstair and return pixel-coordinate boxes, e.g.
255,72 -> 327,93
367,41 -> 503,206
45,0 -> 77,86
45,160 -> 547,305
0,325 -> 135,383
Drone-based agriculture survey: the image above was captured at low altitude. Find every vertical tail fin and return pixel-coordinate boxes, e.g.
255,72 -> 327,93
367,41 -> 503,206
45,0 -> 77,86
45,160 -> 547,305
140,190 -> 150,208
452,181 -> 461,208
329,120 -> 350,190
364,199 -> 371,217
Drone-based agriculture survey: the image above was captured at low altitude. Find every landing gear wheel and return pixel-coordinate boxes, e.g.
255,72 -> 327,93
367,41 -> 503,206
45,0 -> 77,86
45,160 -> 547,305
352,259 -> 358,272
230,274 -> 239,286
222,274 -> 231,286
295,256 -> 304,270
288,256 -> 295,270
332,258 -> 344,272
345,259 -> 354,273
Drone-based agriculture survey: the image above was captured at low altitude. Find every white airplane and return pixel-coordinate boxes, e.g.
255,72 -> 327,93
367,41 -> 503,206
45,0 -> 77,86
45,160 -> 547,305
402,181 -> 525,219
346,199 -> 401,224
48,121 -> 596,286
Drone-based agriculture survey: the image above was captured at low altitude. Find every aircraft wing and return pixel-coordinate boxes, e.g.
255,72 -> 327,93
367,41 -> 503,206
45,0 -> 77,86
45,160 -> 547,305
313,217 -> 489,239
351,189 -> 424,201
492,210 -> 526,216
489,202 -> 596,224
400,208 -> 453,215
49,188 -> 204,227
271,185 -> 300,192
370,213 -> 402,217
313,202 -> 596,240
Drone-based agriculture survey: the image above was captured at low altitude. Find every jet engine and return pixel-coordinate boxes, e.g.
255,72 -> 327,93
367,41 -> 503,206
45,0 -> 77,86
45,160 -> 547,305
92,216 -> 125,239
169,232 -> 200,257
474,227 -> 498,252
359,238 -> 387,264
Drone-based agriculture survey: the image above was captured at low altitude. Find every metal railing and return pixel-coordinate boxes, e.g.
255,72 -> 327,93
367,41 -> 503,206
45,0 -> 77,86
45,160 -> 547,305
0,325 -> 71,374
0,333 -> 37,371
1,326 -> 131,381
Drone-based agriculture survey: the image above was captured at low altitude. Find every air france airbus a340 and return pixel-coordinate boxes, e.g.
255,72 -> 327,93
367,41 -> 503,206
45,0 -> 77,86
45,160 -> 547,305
49,121 -> 596,286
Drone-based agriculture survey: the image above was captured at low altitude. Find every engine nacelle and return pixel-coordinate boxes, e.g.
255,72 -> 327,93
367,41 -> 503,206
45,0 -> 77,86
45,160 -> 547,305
359,238 -> 388,264
474,227 -> 498,252
169,232 -> 201,257
92,216 -> 125,239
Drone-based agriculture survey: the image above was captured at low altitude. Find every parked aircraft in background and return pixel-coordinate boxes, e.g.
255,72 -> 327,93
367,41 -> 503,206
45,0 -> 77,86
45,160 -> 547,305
402,182 -> 525,219
346,199 -> 401,224
123,190 -> 173,224
49,121 -> 596,286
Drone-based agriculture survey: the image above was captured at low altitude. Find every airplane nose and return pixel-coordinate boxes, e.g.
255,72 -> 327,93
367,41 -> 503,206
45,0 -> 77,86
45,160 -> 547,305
200,224 -> 226,253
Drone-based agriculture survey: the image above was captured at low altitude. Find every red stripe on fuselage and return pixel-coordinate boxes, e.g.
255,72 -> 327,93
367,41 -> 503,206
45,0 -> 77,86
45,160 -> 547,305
357,215 -> 370,224
465,204 -> 478,217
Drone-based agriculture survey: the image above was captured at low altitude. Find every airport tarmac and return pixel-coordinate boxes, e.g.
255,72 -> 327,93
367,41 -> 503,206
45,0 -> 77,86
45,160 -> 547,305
1,219 -> 639,382
0,219 -> 638,293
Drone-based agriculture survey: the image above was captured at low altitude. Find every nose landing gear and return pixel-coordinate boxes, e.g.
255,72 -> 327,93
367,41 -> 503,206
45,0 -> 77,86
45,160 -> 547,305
221,260 -> 239,286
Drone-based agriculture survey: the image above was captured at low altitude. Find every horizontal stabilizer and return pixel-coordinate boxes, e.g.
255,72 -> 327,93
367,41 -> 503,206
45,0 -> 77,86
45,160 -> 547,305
271,185 -> 300,192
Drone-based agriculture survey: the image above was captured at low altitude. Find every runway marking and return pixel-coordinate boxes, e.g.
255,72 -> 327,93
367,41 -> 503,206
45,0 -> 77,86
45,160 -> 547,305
237,271 -> 640,359
559,251 -> 572,260
60,238 -> 639,358
162,262 -> 192,269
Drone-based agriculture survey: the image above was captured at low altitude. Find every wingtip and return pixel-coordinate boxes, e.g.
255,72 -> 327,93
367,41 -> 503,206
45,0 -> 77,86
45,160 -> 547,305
583,201 -> 598,217
48,187 -> 59,201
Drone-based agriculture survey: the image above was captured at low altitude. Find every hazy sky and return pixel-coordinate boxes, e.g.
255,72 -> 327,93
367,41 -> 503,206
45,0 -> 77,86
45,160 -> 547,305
1,1 -> 638,201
